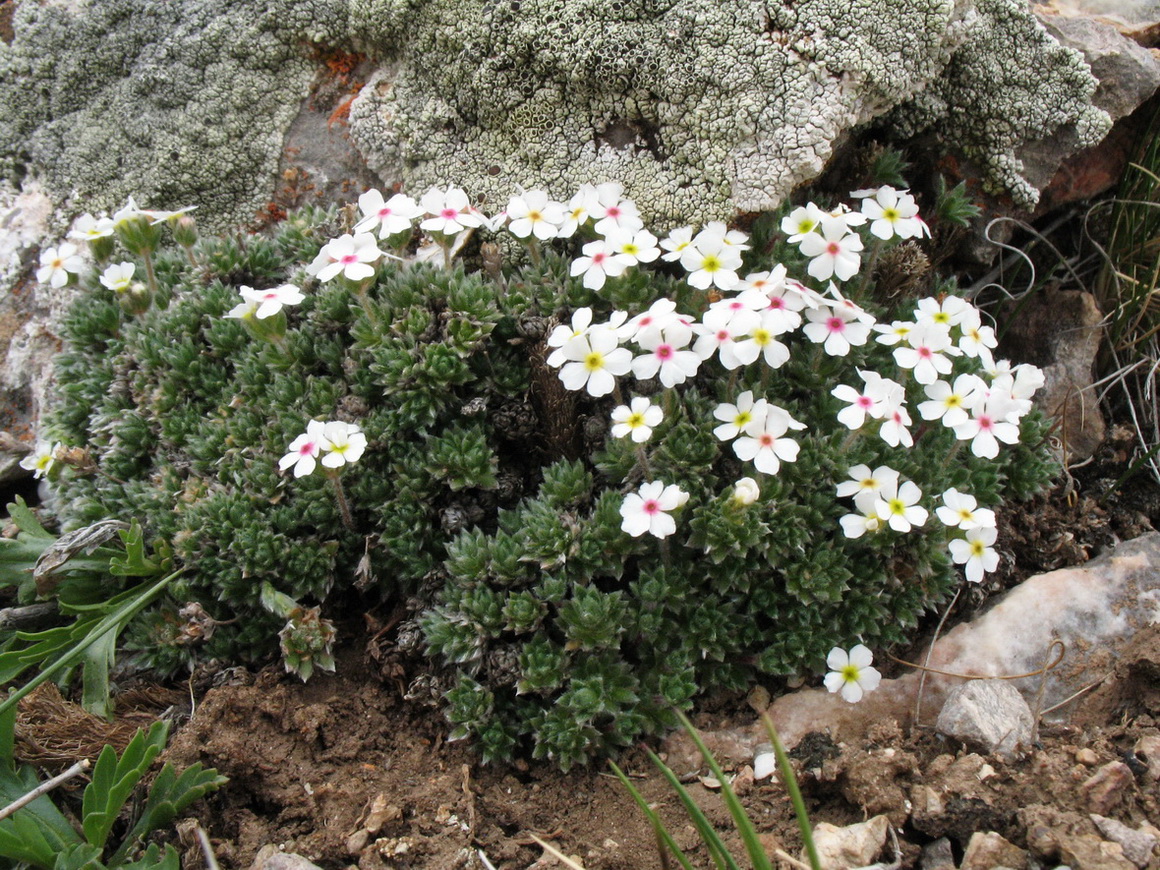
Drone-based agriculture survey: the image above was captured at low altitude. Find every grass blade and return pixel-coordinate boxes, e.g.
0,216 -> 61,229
608,760 -> 698,870
643,745 -> 741,870
760,715 -> 821,870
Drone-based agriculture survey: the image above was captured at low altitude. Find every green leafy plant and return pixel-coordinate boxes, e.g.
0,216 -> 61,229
0,720 -> 226,869
0,499 -> 182,719
36,181 -> 1056,769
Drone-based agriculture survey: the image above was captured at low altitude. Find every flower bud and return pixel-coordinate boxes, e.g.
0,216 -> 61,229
173,215 -> 199,248
279,605 -> 337,682
118,281 -> 153,316
732,477 -> 760,506
89,234 -> 116,263
114,214 -> 163,256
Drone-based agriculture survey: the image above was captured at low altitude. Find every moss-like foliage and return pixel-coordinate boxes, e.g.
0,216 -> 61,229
46,201 -> 1055,768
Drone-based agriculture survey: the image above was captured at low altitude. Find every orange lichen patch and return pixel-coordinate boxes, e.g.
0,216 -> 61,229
327,84 -> 364,131
317,47 -> 368,88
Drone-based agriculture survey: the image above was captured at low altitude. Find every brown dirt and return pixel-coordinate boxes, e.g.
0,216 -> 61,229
148,617 -> 1160,870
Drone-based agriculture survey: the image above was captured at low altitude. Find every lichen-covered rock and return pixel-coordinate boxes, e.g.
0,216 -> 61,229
0,0 -> 1119,231
0,0 -> 348,233
890,0 -> 1112,209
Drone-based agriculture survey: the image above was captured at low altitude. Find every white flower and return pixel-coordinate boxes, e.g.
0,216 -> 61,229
631,323 -> 701,388
873,480 -> 927,532
570,239 -> 635,290
695,221 -> 750,252
732,477 -> 760,506
918,374 -> 985,428
713,391 -> 769,441
953,395 -> 1021,459
860,187 -> 925,241
836,464 -> 900,501
556,328 -> 633,397
99,262 -> 136,293
546,307 -> 596,366
225,297 -> 259,320
112,195 -> 146,226
878,402 -> 914,448
36,243 -> 85,288
618,298 -> 686,345
893,321 -> 959,385
873,320 -> 914,347
20,442 -> 60,479
915,295 -> 973,330
557,186 -> 594,238
726,309 -> 792,370
505,189 -> 566,240
611,397 -> 663,443
589,183 -> 644,235
239,284 -> 305,319
620,481 -> 689,539
306,233 -> 386,282
608,227 -> 661,266
780,203 -> 827,243
832,370 -> 894,430
279,420 -> 331,478
680,237 -> 743,291
320,421 -> 367,468
797,217 -> 864,282
802,304 -> 871,357
354,189 -> 423,238
660,225 -> 696,262
840,503 -> 884,539
936,488 -> 997,530
418,186 -> 486,236
949,526 -> 1000,583
68,214 -> 115,242
732,405 -> 805,475
824,645 -> 881,703
692,303 -> 755,364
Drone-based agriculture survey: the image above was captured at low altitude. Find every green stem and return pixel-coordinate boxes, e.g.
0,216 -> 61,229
141,248 -> 158,298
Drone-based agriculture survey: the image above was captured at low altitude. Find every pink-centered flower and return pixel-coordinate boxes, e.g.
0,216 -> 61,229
631,323 -> 701,388
306,233 -> 387,282
570,239 -> 635,290
239,284 -> 305,319
418,186 -> 486,236
732,405 -> 805,475
354,189 -> 424,239
797,216 -> 864,282
279,420 -> 331,478
620,481 -> 689,539
802,304 -> 871,356
953,396 -> 1021,459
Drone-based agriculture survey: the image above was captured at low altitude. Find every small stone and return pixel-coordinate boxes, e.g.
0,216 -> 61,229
364,794 -> 402,834
960,831 -> 1027,870
1058,834 -> 1136,870
935,679 -> 1033,759
1075,747 -> 1099,766
809,815 -> 888,870
1090,814 -> 1158,869
345,830 -> 369,856
753,745 -> 777,781
1081,761 -> 1133,815
255,853 -> 324,870
920,837 -> 955,870
908,785 -> 945,829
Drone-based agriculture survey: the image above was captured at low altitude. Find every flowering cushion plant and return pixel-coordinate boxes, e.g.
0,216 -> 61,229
41,179 -> 1057,767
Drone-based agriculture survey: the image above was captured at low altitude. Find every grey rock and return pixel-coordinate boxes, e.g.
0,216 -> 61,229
920,837 -> 955,870
936,679 -> 1034,759
1090,814 -> 1158,869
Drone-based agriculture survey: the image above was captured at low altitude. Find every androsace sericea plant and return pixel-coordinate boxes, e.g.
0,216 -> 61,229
37,179 -> 1057,768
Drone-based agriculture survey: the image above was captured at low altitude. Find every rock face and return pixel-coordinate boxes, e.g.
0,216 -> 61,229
763,533 -> 1160,750
0,0 -> 1131,232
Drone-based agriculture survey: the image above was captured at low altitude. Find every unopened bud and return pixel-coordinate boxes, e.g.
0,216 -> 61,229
173,215 -> 199,248
119,281 -> 153,316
